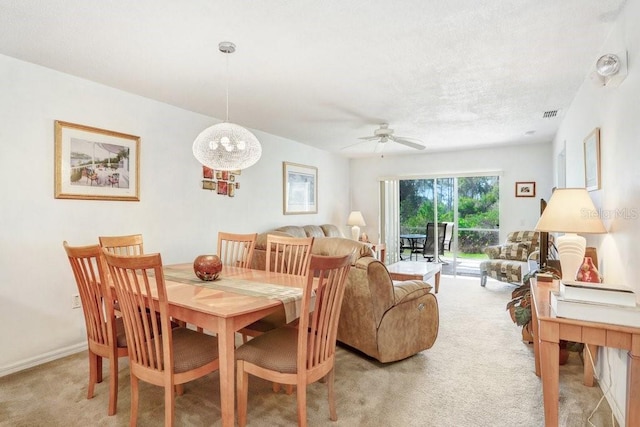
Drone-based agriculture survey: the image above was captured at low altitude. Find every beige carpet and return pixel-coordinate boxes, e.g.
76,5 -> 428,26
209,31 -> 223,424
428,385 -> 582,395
0,276 -> 617,426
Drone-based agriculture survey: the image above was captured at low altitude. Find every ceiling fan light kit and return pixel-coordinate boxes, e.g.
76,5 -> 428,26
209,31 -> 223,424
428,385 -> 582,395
192,41 -> 262,171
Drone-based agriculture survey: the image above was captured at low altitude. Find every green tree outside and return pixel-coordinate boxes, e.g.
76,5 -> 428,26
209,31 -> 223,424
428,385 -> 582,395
400,176 -> 499,255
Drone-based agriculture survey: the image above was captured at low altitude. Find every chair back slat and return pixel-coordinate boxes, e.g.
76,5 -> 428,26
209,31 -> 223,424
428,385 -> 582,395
99,234 -> 144,256
297,253 -> 351,371
103,251 -> 171,373
266,235 -> 314,277
217,232 -> 257,268
64,242 -> 113,347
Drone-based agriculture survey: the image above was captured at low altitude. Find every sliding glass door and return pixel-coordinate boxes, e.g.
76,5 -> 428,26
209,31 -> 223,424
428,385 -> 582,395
394,175 -> 499,276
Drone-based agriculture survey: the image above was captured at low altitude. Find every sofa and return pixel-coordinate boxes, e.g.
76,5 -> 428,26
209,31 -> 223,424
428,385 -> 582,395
479,230 -> 540,286
250,224 -> 344,271
252,232 -> 439,363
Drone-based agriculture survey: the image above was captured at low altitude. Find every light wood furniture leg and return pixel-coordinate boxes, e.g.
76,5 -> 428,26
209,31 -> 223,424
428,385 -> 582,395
434,271 -> 441,293
219,318 -> 236,427
540,338 -> 560,427
531,296 -> 541,377
583,344 -> 598,387
628,349 -> 640,426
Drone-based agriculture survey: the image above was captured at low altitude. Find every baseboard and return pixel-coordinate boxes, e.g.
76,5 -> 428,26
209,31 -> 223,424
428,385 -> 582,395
0,342 -> 86,378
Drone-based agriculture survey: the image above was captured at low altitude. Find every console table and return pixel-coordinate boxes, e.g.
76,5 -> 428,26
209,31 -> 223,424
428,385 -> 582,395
530,278 -> 640,426
386,261 -> 442,293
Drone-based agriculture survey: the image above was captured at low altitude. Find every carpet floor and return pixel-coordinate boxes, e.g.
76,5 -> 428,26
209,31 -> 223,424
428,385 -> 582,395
0,276 -> 618,426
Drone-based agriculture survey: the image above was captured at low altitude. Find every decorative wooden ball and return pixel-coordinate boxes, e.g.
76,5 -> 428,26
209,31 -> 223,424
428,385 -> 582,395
193,255 -> 222,281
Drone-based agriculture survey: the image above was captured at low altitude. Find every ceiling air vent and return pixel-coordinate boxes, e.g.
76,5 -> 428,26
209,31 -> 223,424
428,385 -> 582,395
542,110 -> 558,118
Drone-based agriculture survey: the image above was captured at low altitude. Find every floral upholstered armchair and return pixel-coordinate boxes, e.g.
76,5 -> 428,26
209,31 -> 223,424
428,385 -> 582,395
479,231 -> 541,286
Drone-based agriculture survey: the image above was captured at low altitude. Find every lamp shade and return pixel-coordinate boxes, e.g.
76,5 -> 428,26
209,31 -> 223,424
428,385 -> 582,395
347,211 -> 366,227
535,188 -> 606,281
534,188 -> 606,234
192,122 -> 262,171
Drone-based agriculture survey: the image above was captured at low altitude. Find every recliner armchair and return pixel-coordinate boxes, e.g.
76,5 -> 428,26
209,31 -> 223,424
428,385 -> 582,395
310,238 -> 439,363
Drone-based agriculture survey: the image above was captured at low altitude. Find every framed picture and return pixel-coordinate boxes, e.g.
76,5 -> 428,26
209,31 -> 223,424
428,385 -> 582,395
584,128 -> 601,191
54,121 -> 140,201
217,181 -> 228,195
283,162 -> 317,214
203,166 -> 214,179
515,181 -> 536,197
202,180 -> 216,191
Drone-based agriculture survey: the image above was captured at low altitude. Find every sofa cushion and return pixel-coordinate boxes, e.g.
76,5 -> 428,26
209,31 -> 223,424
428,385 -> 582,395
303,225 -> 325,238
255,231 -> 293,250
274,225 -> 307,238
320,224 -> 343,237
480,259 -> 526,284
498,242 -> 530,262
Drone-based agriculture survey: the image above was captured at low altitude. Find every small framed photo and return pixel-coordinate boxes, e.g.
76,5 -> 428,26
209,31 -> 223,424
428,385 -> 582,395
54,121 -> 140,201
584,128 -> 601,191
228,184 -> 235,197
203,166 -> 214,179
283,162 -> 317,214
515,181 -> 536,197
217,181 -> 228,195
202,180 -> 216,191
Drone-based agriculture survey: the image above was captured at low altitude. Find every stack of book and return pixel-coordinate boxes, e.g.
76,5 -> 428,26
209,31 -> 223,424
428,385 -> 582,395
550,280 -> 640,327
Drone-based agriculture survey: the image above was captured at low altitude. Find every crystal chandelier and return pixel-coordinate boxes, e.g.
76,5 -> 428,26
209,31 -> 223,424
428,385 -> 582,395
193,42 -> 262,171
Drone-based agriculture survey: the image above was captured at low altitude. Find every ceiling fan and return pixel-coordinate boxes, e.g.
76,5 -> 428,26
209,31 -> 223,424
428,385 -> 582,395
357,123 -> 425,151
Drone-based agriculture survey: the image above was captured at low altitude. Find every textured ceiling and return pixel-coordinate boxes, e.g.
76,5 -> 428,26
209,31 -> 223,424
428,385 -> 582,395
0,1 -> 628,157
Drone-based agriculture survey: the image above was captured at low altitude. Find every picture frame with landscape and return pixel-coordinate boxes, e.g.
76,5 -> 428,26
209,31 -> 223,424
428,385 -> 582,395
283,161 -> 317,214
54,120 -> 140,201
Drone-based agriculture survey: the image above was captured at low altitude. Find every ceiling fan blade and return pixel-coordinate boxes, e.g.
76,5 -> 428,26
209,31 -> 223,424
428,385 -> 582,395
341,141 -> 367,150
358,135 -> 379,141
391,136 -> 425,150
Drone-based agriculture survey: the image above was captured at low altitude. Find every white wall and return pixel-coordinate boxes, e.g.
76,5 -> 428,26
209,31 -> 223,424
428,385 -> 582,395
0,54 -> 349,375
551,0 -> 640,422
349,143 -> 553,245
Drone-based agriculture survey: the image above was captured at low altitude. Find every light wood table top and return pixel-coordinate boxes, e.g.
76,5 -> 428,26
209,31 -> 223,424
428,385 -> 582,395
160,264 -> 305,427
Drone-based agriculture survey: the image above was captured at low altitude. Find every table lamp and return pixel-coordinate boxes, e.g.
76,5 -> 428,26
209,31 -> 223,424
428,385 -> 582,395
534,188 -> 606,281
347,211 -> 366,241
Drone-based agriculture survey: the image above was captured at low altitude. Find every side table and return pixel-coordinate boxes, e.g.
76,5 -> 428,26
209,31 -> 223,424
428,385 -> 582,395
531,278 -> 640,426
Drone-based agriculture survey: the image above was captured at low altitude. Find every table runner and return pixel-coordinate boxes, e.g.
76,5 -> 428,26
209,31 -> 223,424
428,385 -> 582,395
162,265 -> 305,323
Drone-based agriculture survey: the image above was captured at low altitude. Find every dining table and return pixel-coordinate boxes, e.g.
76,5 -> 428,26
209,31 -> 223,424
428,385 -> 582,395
154,263 -> 307,427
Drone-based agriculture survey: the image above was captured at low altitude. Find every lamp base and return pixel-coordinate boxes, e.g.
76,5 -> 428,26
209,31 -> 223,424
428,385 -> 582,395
557,233 -> 586,281
351,225 -> 360,241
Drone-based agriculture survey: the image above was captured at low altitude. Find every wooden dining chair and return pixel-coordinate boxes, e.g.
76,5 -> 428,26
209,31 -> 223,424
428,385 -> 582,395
217,232 -> 257,268
99,234 -> 144,256
63,241 -> 128,416
266,234 -> 314,276
102,250 -> 220,427
236,253 -> 352,427
240,235 -> 314,342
